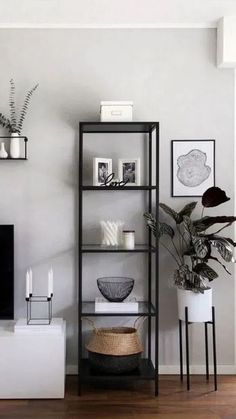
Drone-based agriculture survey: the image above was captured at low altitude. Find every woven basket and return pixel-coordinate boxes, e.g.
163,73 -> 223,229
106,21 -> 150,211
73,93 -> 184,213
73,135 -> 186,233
85,317 -> 144,356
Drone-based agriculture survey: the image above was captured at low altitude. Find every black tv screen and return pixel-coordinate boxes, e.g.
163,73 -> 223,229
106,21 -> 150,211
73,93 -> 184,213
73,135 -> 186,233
0,225 -> 14,319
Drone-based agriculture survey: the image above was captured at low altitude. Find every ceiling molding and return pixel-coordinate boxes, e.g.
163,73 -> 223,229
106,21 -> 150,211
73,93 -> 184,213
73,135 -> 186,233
0,22 -> 217,29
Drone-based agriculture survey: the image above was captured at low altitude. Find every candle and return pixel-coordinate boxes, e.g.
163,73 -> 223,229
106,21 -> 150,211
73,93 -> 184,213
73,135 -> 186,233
29,268 -> 33,295
48,268 -> 54,297
50,268 -> 54,295
25,271 -> 30,298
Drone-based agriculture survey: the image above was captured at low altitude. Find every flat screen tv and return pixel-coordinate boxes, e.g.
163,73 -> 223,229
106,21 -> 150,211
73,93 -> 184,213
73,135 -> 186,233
0,225 -> 14,319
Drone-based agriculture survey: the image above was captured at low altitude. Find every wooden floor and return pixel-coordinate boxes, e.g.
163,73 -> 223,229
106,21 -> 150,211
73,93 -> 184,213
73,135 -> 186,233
0,376 -> 236,419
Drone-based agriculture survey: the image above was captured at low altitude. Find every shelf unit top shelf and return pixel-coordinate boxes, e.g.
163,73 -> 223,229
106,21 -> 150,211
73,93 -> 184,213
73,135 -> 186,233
82,244 -> 156,253
80,121 -> 159,134
82,301 -> 156,316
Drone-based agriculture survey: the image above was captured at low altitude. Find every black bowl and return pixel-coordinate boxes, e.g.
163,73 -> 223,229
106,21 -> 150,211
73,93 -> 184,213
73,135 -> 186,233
97,277 -> 134,302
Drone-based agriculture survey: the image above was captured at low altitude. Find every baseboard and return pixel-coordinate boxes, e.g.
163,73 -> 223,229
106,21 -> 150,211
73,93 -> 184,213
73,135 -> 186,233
66,364 -> 236,375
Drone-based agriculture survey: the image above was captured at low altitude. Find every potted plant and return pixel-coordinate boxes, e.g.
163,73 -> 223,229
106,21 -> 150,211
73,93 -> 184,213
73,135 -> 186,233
144,187 -> 236,322
0,79 -> 38,158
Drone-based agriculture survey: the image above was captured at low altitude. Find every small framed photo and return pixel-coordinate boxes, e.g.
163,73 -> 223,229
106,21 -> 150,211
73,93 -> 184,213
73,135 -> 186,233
118,158 -> 141,186
171,140 -> 215,197
93,157 -> 112,186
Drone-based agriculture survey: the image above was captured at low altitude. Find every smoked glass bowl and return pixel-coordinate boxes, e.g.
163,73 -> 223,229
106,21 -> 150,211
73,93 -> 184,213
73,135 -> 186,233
97,277 -> 134,302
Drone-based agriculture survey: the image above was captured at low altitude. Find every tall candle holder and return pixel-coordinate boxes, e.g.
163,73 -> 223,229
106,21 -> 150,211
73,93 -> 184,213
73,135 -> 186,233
25,293 -> 53,325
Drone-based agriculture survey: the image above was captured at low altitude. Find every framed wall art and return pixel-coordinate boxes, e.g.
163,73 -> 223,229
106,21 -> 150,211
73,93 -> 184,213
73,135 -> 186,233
171,140 -> 215,197
118,158 -> 141,186
93,157 -> 112,186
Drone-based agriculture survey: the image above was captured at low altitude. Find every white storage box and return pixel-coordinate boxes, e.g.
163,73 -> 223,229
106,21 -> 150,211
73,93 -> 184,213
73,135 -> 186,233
100,101 -> 133,122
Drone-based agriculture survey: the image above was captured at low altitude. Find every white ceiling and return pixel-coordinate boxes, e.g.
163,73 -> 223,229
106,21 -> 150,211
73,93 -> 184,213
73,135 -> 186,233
0,0 -> 236,27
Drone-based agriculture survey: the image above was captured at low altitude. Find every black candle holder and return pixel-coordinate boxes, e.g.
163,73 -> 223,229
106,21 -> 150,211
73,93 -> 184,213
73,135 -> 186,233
25,293 -> 53,325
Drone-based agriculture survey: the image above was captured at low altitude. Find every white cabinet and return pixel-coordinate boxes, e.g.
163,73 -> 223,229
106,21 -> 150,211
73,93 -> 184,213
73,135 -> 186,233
0,318 -> 65,399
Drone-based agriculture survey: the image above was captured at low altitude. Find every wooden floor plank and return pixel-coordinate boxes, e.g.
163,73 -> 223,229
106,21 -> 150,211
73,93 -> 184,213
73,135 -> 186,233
0,376 -> 235,418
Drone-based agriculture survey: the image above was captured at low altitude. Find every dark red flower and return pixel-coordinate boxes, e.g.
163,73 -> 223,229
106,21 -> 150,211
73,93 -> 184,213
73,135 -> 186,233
202,187 -> 230,208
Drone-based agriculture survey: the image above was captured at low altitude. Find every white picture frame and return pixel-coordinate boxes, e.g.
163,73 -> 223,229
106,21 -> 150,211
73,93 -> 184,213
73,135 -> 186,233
118,158 -> 141,186
93,157 -> 112,186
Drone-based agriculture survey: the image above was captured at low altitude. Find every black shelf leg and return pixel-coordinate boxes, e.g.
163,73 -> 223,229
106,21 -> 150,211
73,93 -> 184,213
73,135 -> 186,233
205,322 -> 209,381
185,307 -> 190,391
179,319 -> 183,381
212,306 -> 217,391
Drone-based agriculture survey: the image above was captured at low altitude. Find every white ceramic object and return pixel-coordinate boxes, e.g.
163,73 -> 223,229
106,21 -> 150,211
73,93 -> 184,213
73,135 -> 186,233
123,230 -> 135,249
100,101 -> 133,122
177,288 -> 212,322
0,142 -> 8,158
100,221 -> 124,246
10,133 -> 20,158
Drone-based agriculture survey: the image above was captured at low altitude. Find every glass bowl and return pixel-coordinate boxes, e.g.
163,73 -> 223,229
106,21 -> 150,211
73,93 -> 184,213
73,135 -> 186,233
97,277 -> 135,302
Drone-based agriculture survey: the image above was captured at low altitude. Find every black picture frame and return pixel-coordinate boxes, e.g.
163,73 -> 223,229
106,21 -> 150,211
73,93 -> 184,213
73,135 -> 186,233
171,140 -> 215,197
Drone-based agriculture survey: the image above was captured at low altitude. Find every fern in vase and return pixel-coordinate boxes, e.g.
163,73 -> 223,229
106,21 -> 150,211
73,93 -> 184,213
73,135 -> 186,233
0,79 -> 38,135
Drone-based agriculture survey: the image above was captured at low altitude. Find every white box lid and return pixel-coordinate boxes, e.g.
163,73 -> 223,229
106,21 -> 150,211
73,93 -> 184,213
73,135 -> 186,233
100,101 -> 133,106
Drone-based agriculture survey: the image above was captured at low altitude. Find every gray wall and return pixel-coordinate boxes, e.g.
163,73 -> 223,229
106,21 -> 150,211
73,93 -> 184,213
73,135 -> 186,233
0,28 -> 234,369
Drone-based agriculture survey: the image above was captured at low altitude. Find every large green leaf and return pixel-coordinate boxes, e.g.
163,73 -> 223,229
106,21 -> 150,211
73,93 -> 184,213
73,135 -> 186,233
193,216 -> 236,232
193,262 -> 218,281
160,201 -> 197,224
178,202 -> 198,221
143,213 -> 174,239
210,238 -> 234,262
159,203 -> 178,222
192,237 -> 210,259
208,256 -> 231,275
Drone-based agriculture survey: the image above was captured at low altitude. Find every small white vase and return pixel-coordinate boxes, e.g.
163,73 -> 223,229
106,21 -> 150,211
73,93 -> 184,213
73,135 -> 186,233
177,288 -> 212,322
10,133 -> 20,159
0,142 -> 8,159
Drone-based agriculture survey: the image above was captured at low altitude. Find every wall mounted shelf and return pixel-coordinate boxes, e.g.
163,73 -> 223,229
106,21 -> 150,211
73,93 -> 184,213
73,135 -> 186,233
0,136 -> 28,160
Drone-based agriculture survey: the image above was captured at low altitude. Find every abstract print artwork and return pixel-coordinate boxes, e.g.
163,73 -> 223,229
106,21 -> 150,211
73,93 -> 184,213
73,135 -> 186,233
171,140 -> 215,197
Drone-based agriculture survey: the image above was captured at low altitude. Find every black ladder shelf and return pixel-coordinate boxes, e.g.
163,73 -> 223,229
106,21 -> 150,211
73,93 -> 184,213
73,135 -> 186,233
78,121 -> 159,395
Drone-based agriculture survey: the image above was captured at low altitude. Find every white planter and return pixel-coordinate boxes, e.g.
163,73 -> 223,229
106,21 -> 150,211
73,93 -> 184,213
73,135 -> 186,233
177,288 -> 212,322
0,142 -> 8,158
10,133 -> 20,158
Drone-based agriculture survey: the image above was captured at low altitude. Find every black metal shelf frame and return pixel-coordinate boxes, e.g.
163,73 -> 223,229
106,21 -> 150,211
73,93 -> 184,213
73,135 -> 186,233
0,136 -> 28,160
78,121 -> 159,396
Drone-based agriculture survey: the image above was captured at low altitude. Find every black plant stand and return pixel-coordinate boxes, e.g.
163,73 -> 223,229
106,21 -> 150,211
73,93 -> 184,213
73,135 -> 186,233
179,306 -> 217,391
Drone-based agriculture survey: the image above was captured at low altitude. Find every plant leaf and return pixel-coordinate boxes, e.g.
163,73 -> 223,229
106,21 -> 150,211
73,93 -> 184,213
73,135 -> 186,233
193,262 -> 218,281
160,201 -> 197,224
210,238 -> 233,262
192,237 -> 211,259
144,213 -> 174,239
17,83 -> 38,134
159,203 -> 179,222
178,202 -> 198,221
208,256 -> 231,275
202,187 -> 230,207
193,216 -> 236,232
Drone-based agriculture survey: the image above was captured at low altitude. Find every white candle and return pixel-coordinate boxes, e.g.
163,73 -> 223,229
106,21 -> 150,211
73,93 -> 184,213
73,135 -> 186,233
50,268 -> 54,295
26,271 -> 30,298
48,269 -> 54,297
29,268 -> 33,295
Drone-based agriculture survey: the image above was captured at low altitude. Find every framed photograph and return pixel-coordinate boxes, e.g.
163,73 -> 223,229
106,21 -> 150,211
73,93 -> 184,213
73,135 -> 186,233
93,157 -> 112,186
118,158 -> 141,186
171,140 -> 215,197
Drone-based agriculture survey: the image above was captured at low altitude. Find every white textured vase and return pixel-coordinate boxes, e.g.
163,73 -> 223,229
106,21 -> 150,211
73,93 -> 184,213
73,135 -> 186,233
177,288 -> 212,322
100,221 -> 124,247
10,133 -> 20,159
0,142 -> 8,159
